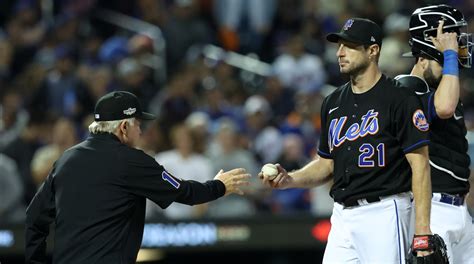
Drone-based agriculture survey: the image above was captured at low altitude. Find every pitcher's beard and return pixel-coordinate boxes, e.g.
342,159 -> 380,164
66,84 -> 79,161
341,59 -> 370,77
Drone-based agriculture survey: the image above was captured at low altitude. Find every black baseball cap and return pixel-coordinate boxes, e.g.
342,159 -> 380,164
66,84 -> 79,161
326,18 -> 383,47
94,91 -> 156,121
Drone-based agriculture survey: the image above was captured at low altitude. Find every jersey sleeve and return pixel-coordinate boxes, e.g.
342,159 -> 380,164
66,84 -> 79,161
394,95 -> 430,153
120,148 -> 225,209
317,97 -> 332,159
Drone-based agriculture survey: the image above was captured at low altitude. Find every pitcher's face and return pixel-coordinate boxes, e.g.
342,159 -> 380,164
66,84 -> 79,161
336,40 -> 371,75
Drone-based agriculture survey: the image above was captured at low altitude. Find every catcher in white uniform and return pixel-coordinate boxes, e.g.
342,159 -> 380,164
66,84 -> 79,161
395,4 -> 473,263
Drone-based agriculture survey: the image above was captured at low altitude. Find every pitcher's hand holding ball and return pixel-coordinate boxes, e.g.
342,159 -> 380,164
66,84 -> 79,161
258,163 -> 293,189
261,163 -> 278,180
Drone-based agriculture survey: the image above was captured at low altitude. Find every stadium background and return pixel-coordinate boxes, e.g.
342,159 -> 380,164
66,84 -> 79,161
0,0 -> 473,263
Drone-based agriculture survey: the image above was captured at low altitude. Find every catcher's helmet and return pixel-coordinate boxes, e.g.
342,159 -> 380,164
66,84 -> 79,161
409,4 -> 472,68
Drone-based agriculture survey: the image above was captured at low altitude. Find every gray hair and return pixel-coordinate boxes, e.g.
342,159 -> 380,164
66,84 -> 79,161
88,118 -> 135,134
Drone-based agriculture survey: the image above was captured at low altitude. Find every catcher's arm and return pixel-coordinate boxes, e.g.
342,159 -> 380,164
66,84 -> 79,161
431,20 -> 460,119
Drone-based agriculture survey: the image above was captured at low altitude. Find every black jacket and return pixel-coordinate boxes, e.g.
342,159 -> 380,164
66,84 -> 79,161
25,133 -> 225,264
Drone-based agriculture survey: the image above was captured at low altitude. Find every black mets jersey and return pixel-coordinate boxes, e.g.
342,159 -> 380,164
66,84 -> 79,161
395,75 -> 471,195
317,74 -> 430,204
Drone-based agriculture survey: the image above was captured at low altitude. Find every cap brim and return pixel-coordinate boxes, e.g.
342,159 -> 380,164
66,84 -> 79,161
138,112 -> 156,120
326,32 -> 364,44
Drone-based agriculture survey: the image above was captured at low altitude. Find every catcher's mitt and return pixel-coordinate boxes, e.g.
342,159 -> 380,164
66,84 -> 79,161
408,234 -> 449,264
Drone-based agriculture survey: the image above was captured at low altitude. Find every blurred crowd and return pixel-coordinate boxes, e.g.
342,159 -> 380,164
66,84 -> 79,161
1,0 -> 474,225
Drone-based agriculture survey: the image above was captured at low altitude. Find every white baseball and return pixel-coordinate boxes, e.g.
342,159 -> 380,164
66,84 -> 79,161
261,163 -> 278,180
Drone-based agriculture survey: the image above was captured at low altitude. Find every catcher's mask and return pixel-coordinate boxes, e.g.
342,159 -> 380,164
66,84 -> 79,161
407,4 -> 472,68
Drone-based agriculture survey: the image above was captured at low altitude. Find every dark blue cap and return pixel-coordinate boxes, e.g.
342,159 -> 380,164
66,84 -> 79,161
326,18 -> 383,46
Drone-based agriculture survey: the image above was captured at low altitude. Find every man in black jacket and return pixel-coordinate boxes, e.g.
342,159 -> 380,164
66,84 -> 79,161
25,91 -> 250,264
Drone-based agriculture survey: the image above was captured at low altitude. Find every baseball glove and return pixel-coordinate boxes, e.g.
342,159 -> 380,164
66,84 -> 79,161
408,234 -> 449,264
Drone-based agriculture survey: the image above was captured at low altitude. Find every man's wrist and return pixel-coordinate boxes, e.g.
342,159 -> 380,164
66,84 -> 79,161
415,224 -> 431,235
442,50 -> 459,76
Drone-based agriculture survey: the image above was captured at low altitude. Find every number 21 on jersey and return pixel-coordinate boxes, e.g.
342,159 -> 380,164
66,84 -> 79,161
358,143 -> 385,167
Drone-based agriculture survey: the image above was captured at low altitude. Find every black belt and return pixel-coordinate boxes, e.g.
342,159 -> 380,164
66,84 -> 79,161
436,193 -> 465,206
342,196 -> 381,207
